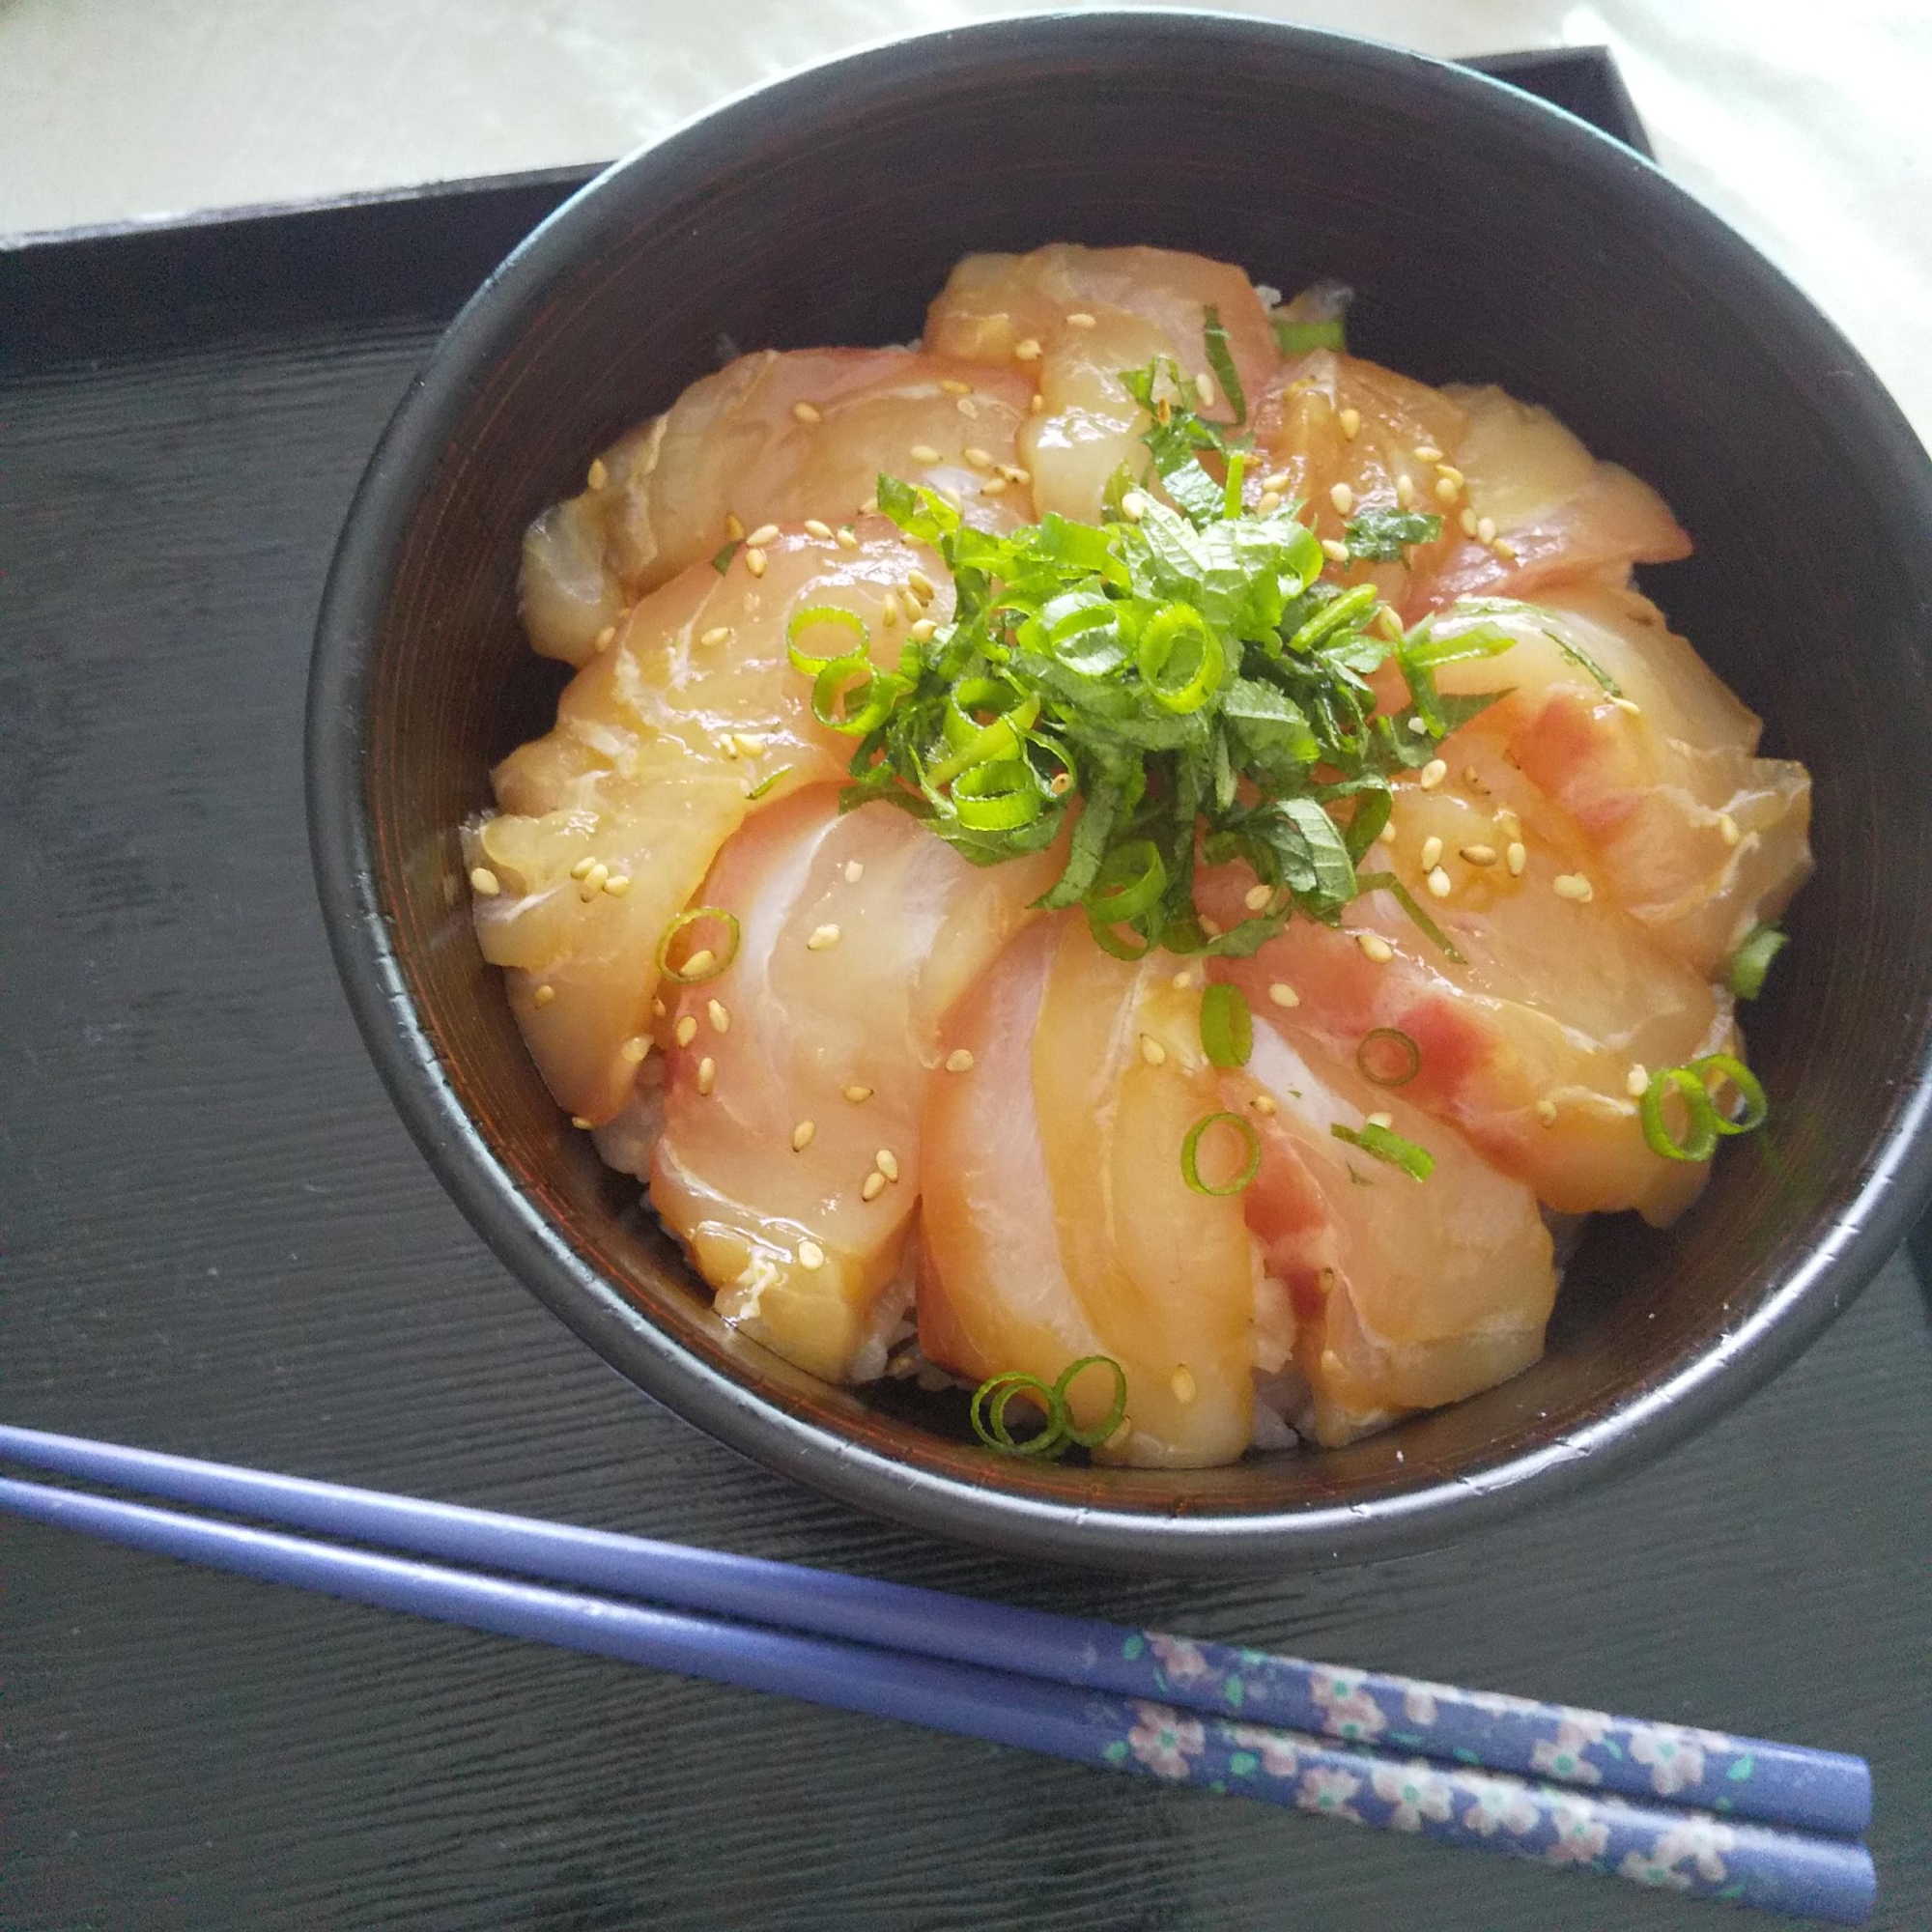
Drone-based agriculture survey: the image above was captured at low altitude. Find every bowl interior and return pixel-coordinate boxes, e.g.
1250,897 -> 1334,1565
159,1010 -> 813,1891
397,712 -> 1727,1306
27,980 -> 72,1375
324,17 -> 1932,1563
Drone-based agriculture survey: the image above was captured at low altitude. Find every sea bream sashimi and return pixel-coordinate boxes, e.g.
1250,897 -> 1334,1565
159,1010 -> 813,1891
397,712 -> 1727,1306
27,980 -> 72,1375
519,349 -> 1037,665
1197,743 -> 1733,1225
917,918 -> 1259,1467
463,525 -> 950,1124
923,243 -> 1276,525
1231,1018 -> 1556,1448
642,786 -> 1060,1384
1376,592 -> 1812,973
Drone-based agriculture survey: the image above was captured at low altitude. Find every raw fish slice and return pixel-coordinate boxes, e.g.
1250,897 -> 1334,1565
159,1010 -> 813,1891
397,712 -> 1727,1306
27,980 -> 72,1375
924,244 -> 1276,524
1231,1019 -> 1556,1447
521,349 -> 1036,663
1246,348 -> 1467,602
919,919 -> 1258,1466
464,526 -> 945,1123
1198,746 -> 1731,1224
646,787 -> 1059,1384
1376,595 -> 1811,972
1407,385 -> 1690,613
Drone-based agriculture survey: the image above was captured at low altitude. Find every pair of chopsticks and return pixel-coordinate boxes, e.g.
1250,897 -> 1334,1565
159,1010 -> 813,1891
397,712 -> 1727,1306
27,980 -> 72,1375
0,1425 -> 1873,1923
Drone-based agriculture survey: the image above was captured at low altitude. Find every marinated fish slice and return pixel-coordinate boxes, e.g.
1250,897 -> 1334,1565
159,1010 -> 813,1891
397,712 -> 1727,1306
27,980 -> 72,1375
1233,1019 -> 1556,1447
647,787 -> 1059,1384
1198,751 -> 1730,1224
1381,597 -> 1812,972
521,349 -> 1036,663
919,919 -> 1258,1467
924,243 -> 1276,523
465,526 -> 946,1123
1407,385 -> 1690,613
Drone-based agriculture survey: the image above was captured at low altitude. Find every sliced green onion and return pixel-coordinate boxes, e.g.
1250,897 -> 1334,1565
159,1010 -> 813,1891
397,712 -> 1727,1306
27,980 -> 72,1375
786,604 -> 870,673
1199,983 -> 1253,1068
656,906 -> 741,983
1087,915 -> 1158,961
1182,1110 -> 1263,1196
1055,1355 -> 1129,1448
1727,924 -> 1788,1002
1222,448 -> 1247,523
1356,1027 -> 1421,1088
1085,838 -> 1168,926
1692,1053 -> 1769,1136
1639,1066 -> 1720,1163
1136,603 -> 1224,714
1330,1120 -> 1435,1180
811,656 -> 901,737
951,757 -> 1044,832
925,690 -> 1041,788
969,1371 -> 1068,1458
745,765 -> 792,801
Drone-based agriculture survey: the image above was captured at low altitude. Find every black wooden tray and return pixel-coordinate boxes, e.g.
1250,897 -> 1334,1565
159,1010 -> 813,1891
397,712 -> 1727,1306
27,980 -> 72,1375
3,50 -> 1926,1931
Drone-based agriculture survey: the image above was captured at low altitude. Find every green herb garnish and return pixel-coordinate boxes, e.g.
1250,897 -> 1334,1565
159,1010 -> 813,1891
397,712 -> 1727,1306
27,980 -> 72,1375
1202,303 -> 1248,425
1330,1120 -> 1435,1180
711,538 -> 742,574
1727,923 -> 1787,1001
1270,279 -> 1352,357
1344,507 -> 1443,562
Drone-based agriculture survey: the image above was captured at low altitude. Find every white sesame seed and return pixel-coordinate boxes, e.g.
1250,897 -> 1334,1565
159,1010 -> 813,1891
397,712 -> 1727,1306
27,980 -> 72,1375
1412,444 -> 1444,465
1030,393 -> 1046,415
1244,882 -> 1273,912
791,1120 -> 816,1151
797,1239 -> 826,1270
674,1014 -> 697,1047
696,1056 -> 717,1095
1461,843 -> 1498,867
998,463 -> 1030,484
907,568 -> 936,601
843,1084 -> 874,1103
807,923 -> 841,952
1172,971 -> 1195,991
1356,932 -> 1395,963
593,624 -> 617,654
1014,337 -> 1042,362
1366,1111 -> 1394,1129
532,983 -> 556,1009
1535,1096 -> 1558,1124
603,873 -> 632,896
945,1048 -> 975,1073
1426,866 -> 1453,899
744,523 -> 779,549
569,855 -> 597,880
745,547 -> 767,578
803,518 -> 833,540
1194,371 -> 1215,409
962,445 -> 994,470
836,526 -> 858,551
1626,1065 -> 1650,1098
1459,508 -> 1479,537
469,866 -> 500,896
1328,481 -> 1354,516
1171,1365 -> 1197,1404
861,495 -> 880,514
1434,475 -> 1460,504
1419,758 -> 1448,789
570,1115 -> 593,1129
1065,311 -> 1096,329
1257,490 -> 1283,514
843,861 -> 865,884
586,458 -> 610,491
699,625 -> 732,647
956,396 -> 980,419
1339,407 -> 1362,440
720,735 -> 741,760
940,378 -> 972,396
862,1170 -> 887,1201
908,617 -> 937,641
1506,840 -> 1527,876
651,997 -> 668,1018
792,401 -> 822,425
723,513 -> 745,542
1252,1094 -> 1278,1116
1267,981 -> 1300,1009
1552,873 -> 1594,902
909,443 -> 942,465
980,475 -> 1009,497
1321,538 -> 1350,563
682,947 -> 717,979
1120,491 -> 1146,523
621,1034 -> 650,1064
1419,836 -> 1443,871
582,861 -> 610,896
875,1148 -> 900,1181
1140,1034 -> 1168,1066
1492,538 -> 1519,562
1406,717 -> 1432,739
1262,469 -> 1293,493
707,998 -> 729,1034
1719,812 -> 1742,847
1396,472 -> 1417,509
1612,696 -> 1643,717
1495,808 -> 1521,837
1435,465 -> 1464,488
1476,516 -> 1498,545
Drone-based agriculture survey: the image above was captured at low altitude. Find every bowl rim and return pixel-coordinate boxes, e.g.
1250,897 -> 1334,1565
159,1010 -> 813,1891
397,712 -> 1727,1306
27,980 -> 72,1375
306,8 -> 1932,1573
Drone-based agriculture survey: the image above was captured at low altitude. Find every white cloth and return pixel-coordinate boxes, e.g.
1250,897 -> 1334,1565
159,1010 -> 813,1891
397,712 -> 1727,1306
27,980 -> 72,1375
3,0 -> 1925,444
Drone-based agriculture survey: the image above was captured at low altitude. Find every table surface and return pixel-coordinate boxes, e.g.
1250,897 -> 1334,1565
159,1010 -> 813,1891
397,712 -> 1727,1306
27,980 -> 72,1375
4,23 -> 1931,1932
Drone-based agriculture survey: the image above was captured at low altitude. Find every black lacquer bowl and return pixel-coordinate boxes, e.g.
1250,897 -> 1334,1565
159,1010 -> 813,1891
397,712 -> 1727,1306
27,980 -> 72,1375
307,14 -> 1932,1572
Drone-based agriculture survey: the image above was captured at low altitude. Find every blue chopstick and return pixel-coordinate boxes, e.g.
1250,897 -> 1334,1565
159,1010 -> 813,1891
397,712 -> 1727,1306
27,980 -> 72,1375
0,1470 -> 1874,1924
0,1423 -> 1867,1837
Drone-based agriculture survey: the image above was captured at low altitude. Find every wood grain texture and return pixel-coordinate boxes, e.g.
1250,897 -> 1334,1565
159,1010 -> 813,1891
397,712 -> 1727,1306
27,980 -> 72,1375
3,102 -> 1929,1932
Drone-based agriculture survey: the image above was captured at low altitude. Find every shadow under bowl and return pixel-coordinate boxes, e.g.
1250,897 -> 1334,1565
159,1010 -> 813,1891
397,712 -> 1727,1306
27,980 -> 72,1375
307,13 -> 1932,1573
